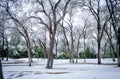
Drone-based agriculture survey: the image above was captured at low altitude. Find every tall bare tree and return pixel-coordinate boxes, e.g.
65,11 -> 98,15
66,10 -> 75,63
104,23 -> 116,61
60,8 -> 75,63
0,3 -> 9,61
5,0 -> 32,66
105,0 -> 120,67
79,0 -> 110,64
32,0 -> 71,68
75,21 -> 88,63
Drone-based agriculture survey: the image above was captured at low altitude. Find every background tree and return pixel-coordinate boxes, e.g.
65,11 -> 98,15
5,0 -> 32,66
0,1 -> 9,61
104,23 -> 116,61
32,0 -> 71,69
79,0 -> 110,64
105,0 -> 120,67
55,32 -> 59,59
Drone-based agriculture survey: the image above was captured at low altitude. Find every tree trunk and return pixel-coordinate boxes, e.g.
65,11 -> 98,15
118,27 -> 120,67
118,39 -> 120,67
97,17 -> 102,64
27,44 -> 32,66
110,41 -> 115,62
70,43 -> 74,63
43,48 -> 47,60
1,50 -> 4,60
84,32 -> 86,63
55,44 -> 58,59
98,40 -> 101,64
71,52 -> 74,63
75,53 -> 78,63
71,41 -> 74,63
69,53 -> 72,63
118,59 -> 120,66
5,38 -> 9,61
26,35 -> 32,66
43,29 -> 47,60
70,26 -> 74,63
55,39 -> 58,59
0,59 -> 3,79
24,29 -> 32,66
46,35 -> 54,69
2,34 -> 4,60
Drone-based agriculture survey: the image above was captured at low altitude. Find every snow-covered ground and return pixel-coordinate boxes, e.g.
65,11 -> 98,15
2,58 -> 120,79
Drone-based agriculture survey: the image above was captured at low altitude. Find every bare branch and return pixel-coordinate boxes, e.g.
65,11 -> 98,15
54,0 -> 61,10
30,16 -> 50,30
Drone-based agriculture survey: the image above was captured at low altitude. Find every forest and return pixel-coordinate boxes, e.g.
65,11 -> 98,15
0,0 -> 120,79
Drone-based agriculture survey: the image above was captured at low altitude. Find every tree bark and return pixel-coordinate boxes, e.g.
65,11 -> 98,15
55,35 -> 58,59
98,40 -> 101,64
110,40 -> 116,62
84,31 -> 86,63
26,32 -> 32,66
55,40 -> 58,59
97,20 -> 101,64
5,38 -> 9,61
0,59 -> 3,79
46,34 -> 54,69
71,31 -> 74,63
1,33 -> 4,60
26,42 -> 32,66
118,26 -> 120,67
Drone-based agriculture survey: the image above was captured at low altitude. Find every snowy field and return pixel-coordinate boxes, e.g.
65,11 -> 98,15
2,58 -> 120,79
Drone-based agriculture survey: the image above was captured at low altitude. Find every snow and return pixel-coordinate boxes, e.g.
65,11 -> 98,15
2,58 -> 120,79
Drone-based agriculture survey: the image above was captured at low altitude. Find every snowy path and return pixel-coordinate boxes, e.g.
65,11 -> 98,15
2,58 -> 120,79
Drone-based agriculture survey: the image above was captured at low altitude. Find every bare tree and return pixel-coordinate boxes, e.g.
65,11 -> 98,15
75,22 -> 88,63
5,0 -> 32,66
79,0 -> 110,64
60,6 -> 90,63
32,0 -> 71,69
60,9 -> 75,63
66,10 -> 75,63
75,33 -> 81,63
82,19 -> 89,63
0,6 -> 9,61
104,23 -> 116,61
105,0 -> 120,67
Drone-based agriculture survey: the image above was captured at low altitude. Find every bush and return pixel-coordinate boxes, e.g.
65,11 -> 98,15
8,47 -> 33,58
34,48 -> 44,58
79,52 -> 84,59
58,52 -> 70,59
79,47 -> 96,59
